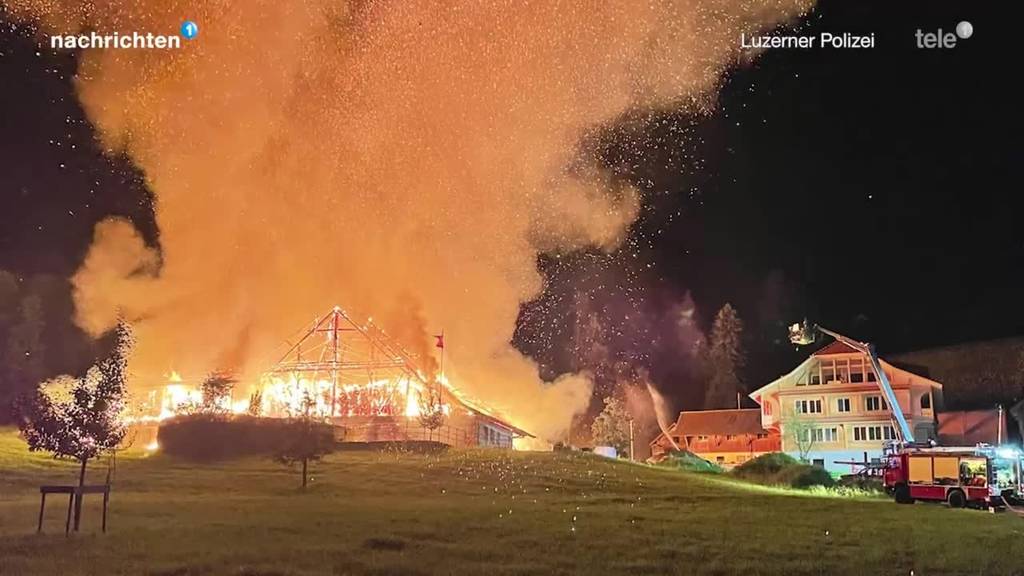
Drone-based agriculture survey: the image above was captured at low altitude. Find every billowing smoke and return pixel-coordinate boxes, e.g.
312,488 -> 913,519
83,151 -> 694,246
7,0 -> 811,440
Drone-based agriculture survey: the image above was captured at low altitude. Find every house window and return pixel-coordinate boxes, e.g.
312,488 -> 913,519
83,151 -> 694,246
865,396 -> 888,411
836,398 -> 851,413
837,361 -> 850,383
726,435 -> 736,441
920,394 -> 931,410
763,402 -> 773,416
808,427 -> 839,443
849,358 -> 865,382
716,456 -> 725,464
867,371 -> 876,382
853,425 -> 896,442
795,399 -> 822,414
756,433 -> 768,439
812,459 -> 825,468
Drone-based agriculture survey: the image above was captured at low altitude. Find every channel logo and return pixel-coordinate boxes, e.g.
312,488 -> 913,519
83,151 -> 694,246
49,20 -> 199,50
915,21 -> 973,49
181,21 -> 199,40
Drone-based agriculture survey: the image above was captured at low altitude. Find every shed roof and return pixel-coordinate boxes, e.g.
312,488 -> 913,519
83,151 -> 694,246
672,409 -> 767,436
936,409 -> 1007,446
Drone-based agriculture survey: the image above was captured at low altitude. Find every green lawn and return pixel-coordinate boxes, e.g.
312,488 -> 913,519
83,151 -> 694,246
1,428 -> 1021,576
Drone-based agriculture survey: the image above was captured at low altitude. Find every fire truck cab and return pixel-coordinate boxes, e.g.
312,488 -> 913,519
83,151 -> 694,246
884,446 -> 1005,509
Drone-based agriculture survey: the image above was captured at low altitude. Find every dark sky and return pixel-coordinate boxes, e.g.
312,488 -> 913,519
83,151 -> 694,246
0,1 -> 1019,407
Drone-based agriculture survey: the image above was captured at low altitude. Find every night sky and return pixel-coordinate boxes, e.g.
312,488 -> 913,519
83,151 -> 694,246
1,1 -> 1019,410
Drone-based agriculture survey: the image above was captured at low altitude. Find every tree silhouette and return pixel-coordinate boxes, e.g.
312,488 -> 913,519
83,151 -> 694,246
275,392 -> 334,489
591,396 -> 631,456
417,384 -> 446,441
16,320 -> 132,485
703,303 -> 746,409
200,372 -> 236,415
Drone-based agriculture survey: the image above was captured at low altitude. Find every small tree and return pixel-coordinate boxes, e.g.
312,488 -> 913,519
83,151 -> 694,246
783,408 -> 817,463
276,392 -> 334,489
591,396 -> 631,456
247,389 -> 264,417
200,372 -> 236,415
16,320 -> 133,486
417,385 -> 446,441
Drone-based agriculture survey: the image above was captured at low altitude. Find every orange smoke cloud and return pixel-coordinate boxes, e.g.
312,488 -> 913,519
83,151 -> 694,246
7,0 -> 811,439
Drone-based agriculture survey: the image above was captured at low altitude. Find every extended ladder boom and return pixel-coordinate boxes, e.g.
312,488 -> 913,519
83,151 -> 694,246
790,322 -> 915,444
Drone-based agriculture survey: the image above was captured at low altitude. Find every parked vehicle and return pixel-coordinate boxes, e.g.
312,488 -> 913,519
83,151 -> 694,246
883,445 -> 1005,509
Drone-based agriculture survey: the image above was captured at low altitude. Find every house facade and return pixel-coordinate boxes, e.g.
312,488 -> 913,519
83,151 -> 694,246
749,341 -> 942,472
650,409 -> 781,468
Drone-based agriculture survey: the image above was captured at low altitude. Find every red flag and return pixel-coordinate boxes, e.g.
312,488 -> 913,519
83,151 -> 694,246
434,333 -> 444,349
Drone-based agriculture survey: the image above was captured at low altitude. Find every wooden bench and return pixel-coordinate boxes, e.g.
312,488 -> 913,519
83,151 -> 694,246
38,485 -> 110,535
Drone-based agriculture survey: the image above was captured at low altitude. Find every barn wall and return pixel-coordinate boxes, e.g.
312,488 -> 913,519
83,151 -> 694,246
330,413 -> 516,449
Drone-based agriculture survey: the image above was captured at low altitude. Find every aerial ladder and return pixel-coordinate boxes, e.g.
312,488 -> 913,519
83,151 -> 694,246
788,320 -> 914,445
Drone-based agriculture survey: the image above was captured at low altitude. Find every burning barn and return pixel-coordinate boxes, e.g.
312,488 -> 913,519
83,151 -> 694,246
245,306 -> 528,448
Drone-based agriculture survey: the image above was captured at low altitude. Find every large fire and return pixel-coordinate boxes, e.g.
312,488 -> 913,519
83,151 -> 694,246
7,0 -> 815,444
138,372 -> 453,422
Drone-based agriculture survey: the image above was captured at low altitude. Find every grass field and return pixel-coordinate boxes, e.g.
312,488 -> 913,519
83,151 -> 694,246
1,428 -> 1022,576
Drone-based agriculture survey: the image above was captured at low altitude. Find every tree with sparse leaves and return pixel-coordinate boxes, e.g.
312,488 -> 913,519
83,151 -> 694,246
591,396 -> 631,456
417,384 -> 446,441
16,320 -> 133,486
783,407 -> 817,463
200,372 -> 236,415
275,392 -> 334,489
703,303 -> 746,409
247,389 -> 264,417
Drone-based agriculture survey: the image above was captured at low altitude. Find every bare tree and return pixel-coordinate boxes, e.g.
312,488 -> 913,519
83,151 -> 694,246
200,372 -> 236,415
417,384 -> 446,441
783,407 -> 817,463
247,389 -> 264,417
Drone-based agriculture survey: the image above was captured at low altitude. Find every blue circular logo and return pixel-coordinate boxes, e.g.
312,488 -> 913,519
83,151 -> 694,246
181,20 -> 198,40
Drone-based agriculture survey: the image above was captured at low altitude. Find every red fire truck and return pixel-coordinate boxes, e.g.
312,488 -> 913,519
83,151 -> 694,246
884,445 -> 1005,509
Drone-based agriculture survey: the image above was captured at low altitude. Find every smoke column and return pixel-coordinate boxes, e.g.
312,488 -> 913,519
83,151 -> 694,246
6,0 -> 811,439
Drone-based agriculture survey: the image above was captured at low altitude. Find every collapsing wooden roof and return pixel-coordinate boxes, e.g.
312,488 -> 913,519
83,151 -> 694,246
265,306 -> 531,437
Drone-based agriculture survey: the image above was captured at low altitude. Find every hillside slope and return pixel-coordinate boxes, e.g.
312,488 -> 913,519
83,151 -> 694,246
0,428 -> 1021,575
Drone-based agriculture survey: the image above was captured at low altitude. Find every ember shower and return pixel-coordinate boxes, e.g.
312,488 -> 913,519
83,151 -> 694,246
6,0 -> 811,439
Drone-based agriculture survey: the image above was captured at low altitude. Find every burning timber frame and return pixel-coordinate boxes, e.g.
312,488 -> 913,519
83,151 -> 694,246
264,306 -> 529,448
268,306 -> 427,417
